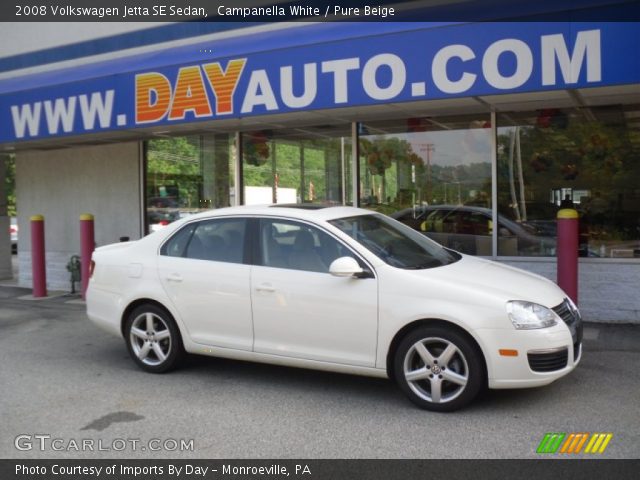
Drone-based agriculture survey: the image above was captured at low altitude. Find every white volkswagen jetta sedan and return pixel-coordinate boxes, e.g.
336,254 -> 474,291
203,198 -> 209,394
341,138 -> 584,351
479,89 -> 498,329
87,205 -> 582,411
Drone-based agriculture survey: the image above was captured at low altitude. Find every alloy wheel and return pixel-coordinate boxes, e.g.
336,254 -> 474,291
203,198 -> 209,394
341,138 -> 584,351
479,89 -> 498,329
402,336 -> 469,404
129,312 -> 172,366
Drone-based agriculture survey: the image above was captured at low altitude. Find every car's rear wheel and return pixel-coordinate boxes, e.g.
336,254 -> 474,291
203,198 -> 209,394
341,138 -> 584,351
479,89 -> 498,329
394,326 -> 484,412
124,304 -> 185,373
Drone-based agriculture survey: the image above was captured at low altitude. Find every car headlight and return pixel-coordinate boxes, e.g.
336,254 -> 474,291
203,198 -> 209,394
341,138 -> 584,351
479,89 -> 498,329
506,301 -> 557,330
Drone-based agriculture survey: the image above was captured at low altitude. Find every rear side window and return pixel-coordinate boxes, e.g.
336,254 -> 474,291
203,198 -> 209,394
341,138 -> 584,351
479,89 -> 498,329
160,223 -> 196,257
161,218 -> 247,264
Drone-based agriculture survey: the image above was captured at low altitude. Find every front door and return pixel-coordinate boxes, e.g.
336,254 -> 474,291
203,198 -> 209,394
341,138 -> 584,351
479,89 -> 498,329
250,218 -> 378,367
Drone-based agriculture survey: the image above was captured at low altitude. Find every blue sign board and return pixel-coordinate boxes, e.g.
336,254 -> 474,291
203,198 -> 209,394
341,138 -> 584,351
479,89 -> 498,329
0,22 -> 638,144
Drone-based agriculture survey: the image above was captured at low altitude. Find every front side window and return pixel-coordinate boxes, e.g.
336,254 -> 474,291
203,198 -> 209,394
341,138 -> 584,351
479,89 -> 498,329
161,218 -> 247,264
259,219 -> 353,273
329,214 -> 459,269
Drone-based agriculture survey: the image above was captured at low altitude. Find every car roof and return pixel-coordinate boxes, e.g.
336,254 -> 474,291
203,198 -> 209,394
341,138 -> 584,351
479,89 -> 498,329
178,204 -> 375,223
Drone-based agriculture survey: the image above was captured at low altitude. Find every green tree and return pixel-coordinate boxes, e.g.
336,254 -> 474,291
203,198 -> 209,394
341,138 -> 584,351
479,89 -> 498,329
147,137 -> 200,208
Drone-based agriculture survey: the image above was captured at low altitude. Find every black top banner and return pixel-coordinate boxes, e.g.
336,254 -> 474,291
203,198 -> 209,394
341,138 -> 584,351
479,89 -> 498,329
3,459 -> 640,480
2,0 -> 640,22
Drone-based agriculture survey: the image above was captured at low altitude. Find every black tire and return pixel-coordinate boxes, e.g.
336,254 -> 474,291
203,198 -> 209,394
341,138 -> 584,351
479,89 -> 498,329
394,326 -> 485,412
124,304 -> 185,373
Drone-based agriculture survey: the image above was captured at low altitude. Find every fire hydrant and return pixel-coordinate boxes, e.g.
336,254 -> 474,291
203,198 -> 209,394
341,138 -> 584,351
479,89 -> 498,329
66,255 -> 81,294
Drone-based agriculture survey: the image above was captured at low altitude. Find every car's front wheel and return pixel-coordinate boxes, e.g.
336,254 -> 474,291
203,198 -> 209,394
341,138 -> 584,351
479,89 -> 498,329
394,326 -> 484,412
124,304 -> 185,373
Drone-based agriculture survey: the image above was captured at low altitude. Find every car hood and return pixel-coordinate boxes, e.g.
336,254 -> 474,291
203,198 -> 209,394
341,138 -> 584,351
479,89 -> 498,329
407,254 -> 566,308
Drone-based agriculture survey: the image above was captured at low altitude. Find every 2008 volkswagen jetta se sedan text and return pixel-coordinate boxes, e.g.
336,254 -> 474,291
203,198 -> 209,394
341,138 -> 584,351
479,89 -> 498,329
87,205 -> 582,411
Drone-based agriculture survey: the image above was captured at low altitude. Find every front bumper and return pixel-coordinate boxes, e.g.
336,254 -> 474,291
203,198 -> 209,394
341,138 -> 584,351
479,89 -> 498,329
476,321 -> 581,389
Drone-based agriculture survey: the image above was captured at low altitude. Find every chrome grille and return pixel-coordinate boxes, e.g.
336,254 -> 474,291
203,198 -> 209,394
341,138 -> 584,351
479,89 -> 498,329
552,299 -> 583,359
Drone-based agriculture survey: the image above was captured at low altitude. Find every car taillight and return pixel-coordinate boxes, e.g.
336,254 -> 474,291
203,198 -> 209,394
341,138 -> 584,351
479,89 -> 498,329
89,260 -> 95,278
10,226 -> 16,234
158,220 -> 170,226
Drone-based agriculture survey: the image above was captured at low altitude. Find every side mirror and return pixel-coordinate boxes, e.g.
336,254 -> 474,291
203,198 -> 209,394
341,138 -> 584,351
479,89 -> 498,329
329,256 -> 364,278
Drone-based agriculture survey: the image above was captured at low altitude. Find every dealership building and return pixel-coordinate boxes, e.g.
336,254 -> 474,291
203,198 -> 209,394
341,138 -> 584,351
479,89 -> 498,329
0,11 -> 639,321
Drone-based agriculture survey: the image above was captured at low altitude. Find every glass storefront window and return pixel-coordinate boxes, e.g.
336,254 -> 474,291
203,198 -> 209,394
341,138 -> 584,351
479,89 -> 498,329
358,115 -> 493,255
497,105 -> 640,258
145,134 -> 234,233
241,125 -> 352,206
141,104 -> 640,260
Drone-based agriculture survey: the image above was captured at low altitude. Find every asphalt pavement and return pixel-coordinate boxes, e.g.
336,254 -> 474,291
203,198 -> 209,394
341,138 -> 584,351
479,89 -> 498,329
1,285 -> 639,459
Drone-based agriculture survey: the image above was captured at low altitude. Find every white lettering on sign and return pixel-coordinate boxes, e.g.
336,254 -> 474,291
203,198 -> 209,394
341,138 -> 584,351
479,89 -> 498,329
432,45 -> 477,94
11,90 -> 114,138
321,58 -> 360,103
541,29 -> 601,85
44,97 -> 77,134
241,69 -> 278,113
281,63 -> 318,108
6,29 -> 604,140
482,39 -> 533,89
362,53 -> 406,100
79,90 -> 114,130
11,102 -> 42,138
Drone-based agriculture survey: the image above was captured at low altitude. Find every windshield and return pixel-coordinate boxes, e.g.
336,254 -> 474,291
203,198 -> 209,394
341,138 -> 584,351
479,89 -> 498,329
329,214 -> 460,269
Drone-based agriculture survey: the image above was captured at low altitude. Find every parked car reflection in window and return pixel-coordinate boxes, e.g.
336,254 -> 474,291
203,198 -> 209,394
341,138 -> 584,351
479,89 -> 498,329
391,205 -> 556,256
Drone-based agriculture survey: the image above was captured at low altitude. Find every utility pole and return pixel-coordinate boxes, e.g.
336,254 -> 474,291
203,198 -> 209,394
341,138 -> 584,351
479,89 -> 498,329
419,143 -> 435,204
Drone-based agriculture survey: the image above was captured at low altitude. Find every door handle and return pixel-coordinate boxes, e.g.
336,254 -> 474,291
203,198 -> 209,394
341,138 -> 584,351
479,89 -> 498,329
166,273 -> 183,282
256,283 -> 275,293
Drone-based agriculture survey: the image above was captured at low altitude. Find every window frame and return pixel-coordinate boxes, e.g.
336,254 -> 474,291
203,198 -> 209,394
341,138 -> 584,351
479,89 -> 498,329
159,216 -> 252,265
250,215 -> 376,277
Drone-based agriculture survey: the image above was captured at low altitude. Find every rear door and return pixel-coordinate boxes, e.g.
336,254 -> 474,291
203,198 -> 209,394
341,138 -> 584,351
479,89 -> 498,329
158,217 -> 253,350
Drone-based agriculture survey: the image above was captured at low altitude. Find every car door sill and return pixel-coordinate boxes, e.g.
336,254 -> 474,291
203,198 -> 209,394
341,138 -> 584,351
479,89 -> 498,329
186,340 -> 388,379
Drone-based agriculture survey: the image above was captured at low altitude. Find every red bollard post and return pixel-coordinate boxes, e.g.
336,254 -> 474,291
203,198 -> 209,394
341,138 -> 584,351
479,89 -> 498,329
80,213 -> 95,299
30,214 -> 47,298
557,208 -> 579,304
